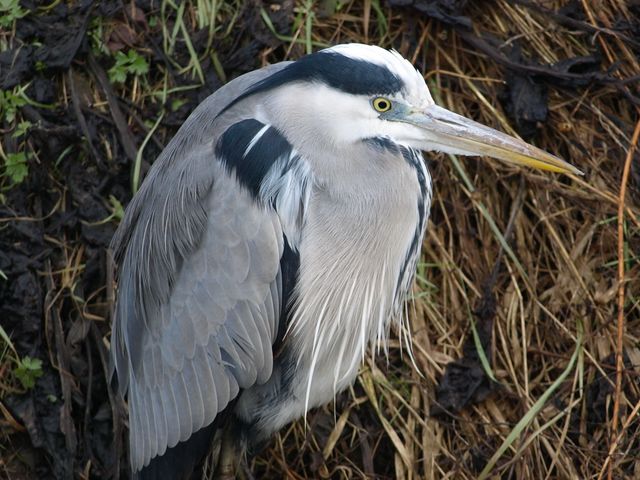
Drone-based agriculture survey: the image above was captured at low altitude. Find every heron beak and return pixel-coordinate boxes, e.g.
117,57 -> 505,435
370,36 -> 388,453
403,104 -> 582,175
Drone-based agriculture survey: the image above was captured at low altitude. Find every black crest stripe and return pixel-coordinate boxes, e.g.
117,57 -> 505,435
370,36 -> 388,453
218,51 -> 404,118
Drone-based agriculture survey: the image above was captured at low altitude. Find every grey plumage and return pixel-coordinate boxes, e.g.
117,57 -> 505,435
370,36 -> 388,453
111,64 -> 290,470
110,44 -> 579,477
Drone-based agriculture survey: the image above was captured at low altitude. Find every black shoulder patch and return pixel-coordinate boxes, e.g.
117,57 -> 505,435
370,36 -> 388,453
215,119 -> 293,198
220,51 -> 404,116
274,235 -> 299,353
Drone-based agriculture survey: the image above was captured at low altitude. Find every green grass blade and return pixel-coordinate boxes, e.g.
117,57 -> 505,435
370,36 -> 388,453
468,306 -> 497,382
0,324 -> 17,356
132,112 -> 165,194
259,8 -> 329,49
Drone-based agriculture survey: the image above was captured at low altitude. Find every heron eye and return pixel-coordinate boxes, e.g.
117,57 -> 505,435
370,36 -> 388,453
372,97 -> 392,113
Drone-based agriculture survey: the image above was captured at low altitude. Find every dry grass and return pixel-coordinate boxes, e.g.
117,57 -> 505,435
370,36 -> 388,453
1,1 -> 638,479
251,1 -> 640,479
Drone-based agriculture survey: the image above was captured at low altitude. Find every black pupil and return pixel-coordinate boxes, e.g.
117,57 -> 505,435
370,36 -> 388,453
378,100 -> 388,110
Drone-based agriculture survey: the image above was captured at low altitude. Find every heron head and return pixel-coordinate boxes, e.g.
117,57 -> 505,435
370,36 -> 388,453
237,44 -> 580,175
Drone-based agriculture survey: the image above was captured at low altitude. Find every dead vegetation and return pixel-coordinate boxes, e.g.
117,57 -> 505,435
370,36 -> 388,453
1,1 -> 638,479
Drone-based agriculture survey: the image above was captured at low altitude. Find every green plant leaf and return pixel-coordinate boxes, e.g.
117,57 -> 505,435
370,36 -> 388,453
129,54 -> 149,75
0,0 -> 28,28
14,356 -> 43,390
108,50 -> 149,84
4,152 -> 29,184
108,195 -> 125,222
13,120 -> 32,138
0,89 -> 28,123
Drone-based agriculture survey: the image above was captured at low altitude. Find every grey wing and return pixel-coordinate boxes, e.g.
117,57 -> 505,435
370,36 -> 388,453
121,166 -> 282,471
112,157 -> 284,471
109,63 -> 291,472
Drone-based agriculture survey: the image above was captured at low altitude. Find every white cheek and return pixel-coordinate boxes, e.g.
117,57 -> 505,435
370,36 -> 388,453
325,116 -> 381,145
266,83 -> 377,149
264,83 -> 439,152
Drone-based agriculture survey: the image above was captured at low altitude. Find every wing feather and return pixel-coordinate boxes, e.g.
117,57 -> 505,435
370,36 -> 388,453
164,383 -> 180,449
146,385 -> 158,459
198,347 -> 218,416
175,373 -> 192,442
129,392 -> 140,470
185,360 -> 205,432
151,388 -> 167,457
211,359 -> 231,413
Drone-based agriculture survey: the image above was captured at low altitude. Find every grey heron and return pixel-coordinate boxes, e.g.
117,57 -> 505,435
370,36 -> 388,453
110,43 -> 580,479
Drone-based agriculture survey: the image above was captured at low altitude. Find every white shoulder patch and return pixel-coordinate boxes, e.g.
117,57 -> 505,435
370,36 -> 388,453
259,151 -> 312,250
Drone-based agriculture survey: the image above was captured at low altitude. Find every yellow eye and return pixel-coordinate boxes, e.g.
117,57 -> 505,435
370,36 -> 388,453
372,97 -> 392,112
